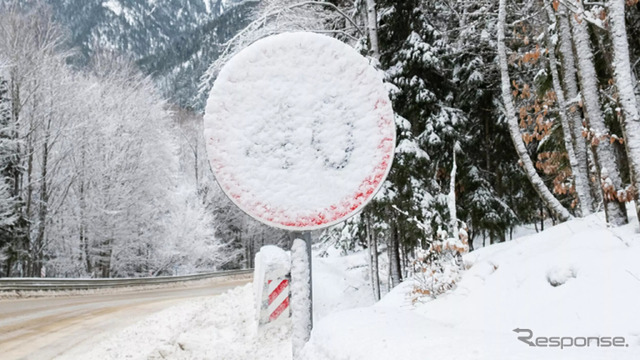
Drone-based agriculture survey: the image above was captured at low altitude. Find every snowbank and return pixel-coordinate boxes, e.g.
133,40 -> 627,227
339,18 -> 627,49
303,212 -> 640,359
75,284 -> 291,360
312,250 -> 375,322
76,249 -> 373,359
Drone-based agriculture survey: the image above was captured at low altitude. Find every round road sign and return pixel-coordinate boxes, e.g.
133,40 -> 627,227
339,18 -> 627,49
204,32 -> 395,230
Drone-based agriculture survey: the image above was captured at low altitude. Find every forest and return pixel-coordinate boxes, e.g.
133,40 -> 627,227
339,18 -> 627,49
0,0 -> 639,291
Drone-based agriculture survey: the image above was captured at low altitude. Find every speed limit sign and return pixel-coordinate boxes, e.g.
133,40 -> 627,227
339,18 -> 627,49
204,32 -> 395,231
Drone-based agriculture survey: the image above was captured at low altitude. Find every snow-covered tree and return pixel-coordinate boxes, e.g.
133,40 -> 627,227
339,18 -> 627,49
607,0 -> 640,226
568,0 -> 628,225
543,1 -> 592,217
0,65 -> 19,272
497,0 -> 572,222
0,6 -> 235,277
553,2 -> 598,213
0,3 -> 70,276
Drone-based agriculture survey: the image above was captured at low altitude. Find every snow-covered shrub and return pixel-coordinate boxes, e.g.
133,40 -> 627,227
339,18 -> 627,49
411,228 -> 468,301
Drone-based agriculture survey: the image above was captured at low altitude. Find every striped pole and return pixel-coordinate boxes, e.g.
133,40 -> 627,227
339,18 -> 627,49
267,278 -> 290,322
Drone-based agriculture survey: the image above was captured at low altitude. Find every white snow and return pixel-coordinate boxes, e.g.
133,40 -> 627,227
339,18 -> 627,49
303,210 -> 640,359
312,250 -> 375,322
75,284 -> 291,360
102,0 -> 123,16
73,211 -> 640,360
203,32 -> 395,230
291,239 -> 312,357
72,248 -> 374,359
395,138 -> 429,160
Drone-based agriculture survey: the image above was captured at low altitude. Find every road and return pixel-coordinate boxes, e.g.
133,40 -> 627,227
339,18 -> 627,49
0,276 -> 251,360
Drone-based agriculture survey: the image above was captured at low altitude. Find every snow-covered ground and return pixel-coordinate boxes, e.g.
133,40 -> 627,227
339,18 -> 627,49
72,249 -> 374,360
78,210 -> 640,360
305,211 -> 640,360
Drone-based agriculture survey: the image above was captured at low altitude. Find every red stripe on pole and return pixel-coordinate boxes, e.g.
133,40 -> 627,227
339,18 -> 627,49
269,296 -> 290,321
268,279 -> 289,305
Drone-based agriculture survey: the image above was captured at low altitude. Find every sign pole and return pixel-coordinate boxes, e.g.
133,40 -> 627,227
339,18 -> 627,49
303,231 -> 313,331
291,231 -> 314,358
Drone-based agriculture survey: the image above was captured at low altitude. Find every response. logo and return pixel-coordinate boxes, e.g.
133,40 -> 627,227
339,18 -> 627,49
513,328 -> 629,349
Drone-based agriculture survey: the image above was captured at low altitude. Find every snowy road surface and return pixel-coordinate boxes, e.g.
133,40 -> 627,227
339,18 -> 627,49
0,277 -> 250,360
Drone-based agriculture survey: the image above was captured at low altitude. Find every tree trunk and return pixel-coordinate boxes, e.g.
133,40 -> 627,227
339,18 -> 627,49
448,143 -> 459,237
365,214 -> 380,300
587,144 -> 603,207
543,2 -> 591,217
497,0 -> 572,222
541,205 -> 546,231
365,0 -> 380,60
389,221 -> 402,288
23,100 -> 35,276
79,143 -> 92,274
608,0 -> 640,225
555,5 -> 596,213
33,114 -> 51,278
99,235 -> 113,278
569,0 -> 628,225
372,228 -> 380,298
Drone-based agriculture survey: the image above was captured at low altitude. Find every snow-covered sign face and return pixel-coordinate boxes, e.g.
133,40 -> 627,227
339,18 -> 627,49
204,32 -> 395,230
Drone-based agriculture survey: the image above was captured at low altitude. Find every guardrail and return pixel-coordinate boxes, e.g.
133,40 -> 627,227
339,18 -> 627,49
0,269 -> 254,292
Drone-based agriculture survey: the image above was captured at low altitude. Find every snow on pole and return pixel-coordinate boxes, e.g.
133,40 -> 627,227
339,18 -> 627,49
291,237 -> 312,359
254,246 -> 291,326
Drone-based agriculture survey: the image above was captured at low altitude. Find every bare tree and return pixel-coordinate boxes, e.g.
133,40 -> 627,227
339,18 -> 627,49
497,0 -> 572,222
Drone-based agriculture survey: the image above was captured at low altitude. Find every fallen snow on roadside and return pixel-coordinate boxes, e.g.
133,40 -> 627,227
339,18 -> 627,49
312,250 -> 374,322
71,252 -> 373,360
303,212 -> 640,360
72,284 -> 290,360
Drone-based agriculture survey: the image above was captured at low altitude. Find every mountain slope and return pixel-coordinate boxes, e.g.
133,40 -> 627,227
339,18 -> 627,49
41,0 -> 254,109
